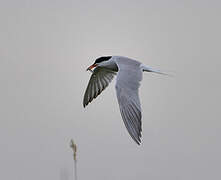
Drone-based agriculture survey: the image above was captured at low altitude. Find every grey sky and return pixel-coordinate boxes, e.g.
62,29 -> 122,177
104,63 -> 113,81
0,0 -> 221,179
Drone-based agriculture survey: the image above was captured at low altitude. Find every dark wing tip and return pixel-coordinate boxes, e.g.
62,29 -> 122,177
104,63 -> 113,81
134,133 -> 142,145
134,138 -> 141,145
83,96 -> 88,108
83,98 -> 90,108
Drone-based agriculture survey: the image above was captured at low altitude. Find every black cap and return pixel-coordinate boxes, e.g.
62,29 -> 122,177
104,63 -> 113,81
94,56 -> 112,64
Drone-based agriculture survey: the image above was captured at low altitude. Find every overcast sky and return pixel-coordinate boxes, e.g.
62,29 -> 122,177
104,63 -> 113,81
0,0 -> 221,180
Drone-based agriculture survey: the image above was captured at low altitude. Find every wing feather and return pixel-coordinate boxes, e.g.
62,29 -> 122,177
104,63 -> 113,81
115,58 -> 143,145
83,67 -> 116,107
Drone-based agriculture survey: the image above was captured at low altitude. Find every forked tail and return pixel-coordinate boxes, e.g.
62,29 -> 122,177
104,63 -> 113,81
141,64 -> 171,76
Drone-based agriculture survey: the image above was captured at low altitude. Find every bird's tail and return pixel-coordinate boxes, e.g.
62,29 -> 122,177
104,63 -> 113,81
141,64 -> 172,76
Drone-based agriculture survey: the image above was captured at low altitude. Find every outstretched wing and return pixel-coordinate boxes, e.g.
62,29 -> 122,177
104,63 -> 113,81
83,67 -> 116,107
115,58 -> 143,145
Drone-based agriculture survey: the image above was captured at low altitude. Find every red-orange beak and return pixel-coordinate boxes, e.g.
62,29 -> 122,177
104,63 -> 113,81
86,64 -> 97,71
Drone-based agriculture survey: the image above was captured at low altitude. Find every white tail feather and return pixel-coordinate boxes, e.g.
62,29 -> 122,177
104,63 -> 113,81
141,64 -> 172,76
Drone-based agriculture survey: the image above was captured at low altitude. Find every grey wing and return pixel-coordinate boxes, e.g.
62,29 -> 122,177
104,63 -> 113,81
115,61 -> 143,145
83,67 -> 116,107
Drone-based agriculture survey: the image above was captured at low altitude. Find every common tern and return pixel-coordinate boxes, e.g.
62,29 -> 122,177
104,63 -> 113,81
83,56 -> 166,145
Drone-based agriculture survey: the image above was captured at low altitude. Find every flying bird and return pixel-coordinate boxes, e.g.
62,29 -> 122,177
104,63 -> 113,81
83,56 -> 166,145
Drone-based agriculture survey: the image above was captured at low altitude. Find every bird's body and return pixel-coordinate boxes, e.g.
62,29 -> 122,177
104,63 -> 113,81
83,56 -> 165,145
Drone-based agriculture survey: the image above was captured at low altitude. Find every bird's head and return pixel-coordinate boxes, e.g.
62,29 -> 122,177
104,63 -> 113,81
86,56 -> 112,71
